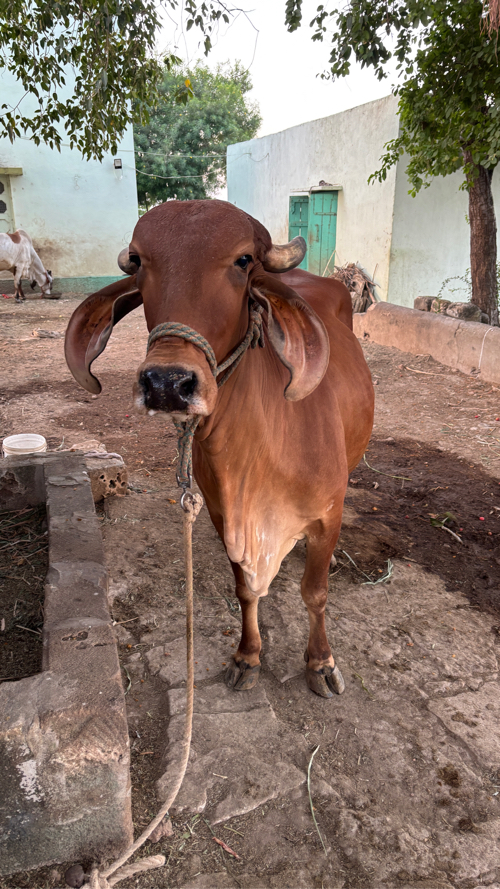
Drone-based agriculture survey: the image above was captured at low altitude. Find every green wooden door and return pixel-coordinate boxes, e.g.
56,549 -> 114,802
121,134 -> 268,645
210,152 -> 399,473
307,190 -> 338,276
288,196 -> 309,270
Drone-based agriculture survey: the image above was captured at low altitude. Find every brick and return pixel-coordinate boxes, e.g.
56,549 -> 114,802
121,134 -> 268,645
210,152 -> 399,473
84,456 -> 128,501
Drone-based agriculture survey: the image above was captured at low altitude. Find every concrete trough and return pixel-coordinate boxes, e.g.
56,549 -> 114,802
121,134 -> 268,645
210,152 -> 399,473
0,452 -> 132,875
353,302 -> 500,385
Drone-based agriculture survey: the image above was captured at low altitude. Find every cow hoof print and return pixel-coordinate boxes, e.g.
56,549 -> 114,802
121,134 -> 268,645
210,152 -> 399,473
306,664 -> 345,698
224,658 -> 261,691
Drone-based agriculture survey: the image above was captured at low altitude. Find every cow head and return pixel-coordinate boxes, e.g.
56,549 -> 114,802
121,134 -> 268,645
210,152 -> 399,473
65,200 -> 329,413
41,269 -> 53,295
31,269 -> 52,293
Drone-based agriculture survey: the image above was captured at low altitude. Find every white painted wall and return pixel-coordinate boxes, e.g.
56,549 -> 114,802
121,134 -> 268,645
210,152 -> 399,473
227,95 -> 400,300
0,70 -> 138,278
228,94 -> 500,308
388,160 -> 500,306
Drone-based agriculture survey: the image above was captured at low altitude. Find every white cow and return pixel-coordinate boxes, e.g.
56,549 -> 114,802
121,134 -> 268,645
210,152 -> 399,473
0,230 -> 52,301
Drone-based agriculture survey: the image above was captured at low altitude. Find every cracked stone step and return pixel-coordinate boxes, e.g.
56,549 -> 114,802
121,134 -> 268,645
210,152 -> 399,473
157,683 -> 308,823
428,682 -> 500,769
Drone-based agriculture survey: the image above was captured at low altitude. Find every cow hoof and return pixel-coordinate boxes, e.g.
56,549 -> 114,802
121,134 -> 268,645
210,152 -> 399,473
305,662 -> 345,698
225,658 -> 261,691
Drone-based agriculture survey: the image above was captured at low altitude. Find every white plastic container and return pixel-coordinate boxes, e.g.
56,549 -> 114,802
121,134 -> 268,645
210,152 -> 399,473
2,433 -> 47,457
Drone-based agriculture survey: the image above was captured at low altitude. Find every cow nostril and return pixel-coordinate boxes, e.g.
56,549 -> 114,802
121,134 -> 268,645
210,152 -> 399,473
178,373 -> 197,400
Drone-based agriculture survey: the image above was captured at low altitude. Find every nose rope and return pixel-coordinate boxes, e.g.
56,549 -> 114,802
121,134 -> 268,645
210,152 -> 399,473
147,323 -> 218,374
146,299 -> 264,492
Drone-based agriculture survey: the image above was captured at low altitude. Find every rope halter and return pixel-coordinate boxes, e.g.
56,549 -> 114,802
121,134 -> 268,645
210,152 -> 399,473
146,298 -> 265,496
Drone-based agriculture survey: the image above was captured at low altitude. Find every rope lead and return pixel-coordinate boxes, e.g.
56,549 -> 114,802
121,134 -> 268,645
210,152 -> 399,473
84,499 -> 203,889
77,308 -> 261,887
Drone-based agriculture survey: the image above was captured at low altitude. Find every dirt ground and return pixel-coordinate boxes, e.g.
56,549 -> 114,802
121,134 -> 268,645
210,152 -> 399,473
1,294 -> 499,889
0,504 -> 46,681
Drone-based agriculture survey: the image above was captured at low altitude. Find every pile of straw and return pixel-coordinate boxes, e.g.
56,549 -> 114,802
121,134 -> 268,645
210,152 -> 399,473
329,263 -> 378,313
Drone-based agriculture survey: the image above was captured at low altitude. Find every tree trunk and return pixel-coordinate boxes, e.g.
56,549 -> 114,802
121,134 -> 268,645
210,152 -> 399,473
466,153 -> 499,325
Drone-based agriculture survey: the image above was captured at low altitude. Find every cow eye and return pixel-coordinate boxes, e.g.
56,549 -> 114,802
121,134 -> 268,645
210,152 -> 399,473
235,254 -> 252,270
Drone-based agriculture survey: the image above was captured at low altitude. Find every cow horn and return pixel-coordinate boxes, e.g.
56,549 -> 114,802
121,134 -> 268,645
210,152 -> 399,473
263,236 -> 307,272
117,247 -> 140,275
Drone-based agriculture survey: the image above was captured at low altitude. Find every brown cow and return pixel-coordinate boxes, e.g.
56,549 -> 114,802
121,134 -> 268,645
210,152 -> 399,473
65,200 -> 374,698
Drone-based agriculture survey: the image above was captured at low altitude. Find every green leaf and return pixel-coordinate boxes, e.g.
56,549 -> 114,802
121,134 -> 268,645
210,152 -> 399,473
0,1 -> 249,161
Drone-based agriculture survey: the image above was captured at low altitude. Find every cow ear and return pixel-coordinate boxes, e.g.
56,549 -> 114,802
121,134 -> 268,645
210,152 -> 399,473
65,276 -> 143,394
250,274 -> 330,401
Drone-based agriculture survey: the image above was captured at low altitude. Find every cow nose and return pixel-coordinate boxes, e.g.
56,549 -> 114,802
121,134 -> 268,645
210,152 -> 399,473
139,366 -> 198,412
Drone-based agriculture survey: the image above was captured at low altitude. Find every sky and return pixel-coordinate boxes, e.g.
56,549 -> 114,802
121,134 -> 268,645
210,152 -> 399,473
158,0 -> 401,138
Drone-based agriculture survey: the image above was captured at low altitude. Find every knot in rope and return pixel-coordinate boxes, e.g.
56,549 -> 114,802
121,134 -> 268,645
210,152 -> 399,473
88,854 -> 167,888
147,300 -> 264,497
180,489 -> 204,522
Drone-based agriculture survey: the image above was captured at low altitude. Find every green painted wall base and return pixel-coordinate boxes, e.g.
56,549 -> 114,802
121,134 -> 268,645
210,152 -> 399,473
53,276 -> 125,294
0,275 -> 125,296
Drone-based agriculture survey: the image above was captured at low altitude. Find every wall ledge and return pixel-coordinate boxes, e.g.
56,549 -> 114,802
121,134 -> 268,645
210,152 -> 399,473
353,302 -> 500,385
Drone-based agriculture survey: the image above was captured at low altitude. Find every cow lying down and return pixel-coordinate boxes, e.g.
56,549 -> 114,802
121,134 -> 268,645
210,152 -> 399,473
65,200 -> 374,698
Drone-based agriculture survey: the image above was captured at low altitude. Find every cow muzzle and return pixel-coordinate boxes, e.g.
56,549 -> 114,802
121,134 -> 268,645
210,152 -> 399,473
134,339 -> 218,417
137,365 -> 199,413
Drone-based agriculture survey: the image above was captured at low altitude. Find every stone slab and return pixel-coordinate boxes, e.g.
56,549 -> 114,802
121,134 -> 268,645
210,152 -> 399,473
428,682 -> 500,770
0,672 -> 130,874
157,683 -> 307,824
0,451 -> 128,510
0,452 -> 52,510
0,454 -> 132,875
145,633 -> 232,687
353,302 -> 500,384
44,457 -> 105,564
43,560 -> 109,628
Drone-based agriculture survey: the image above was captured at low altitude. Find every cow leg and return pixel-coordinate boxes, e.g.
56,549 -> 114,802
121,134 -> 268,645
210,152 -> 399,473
14,275 -> 25,303
225,563 -> 261,691
301,524 -> 345,699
